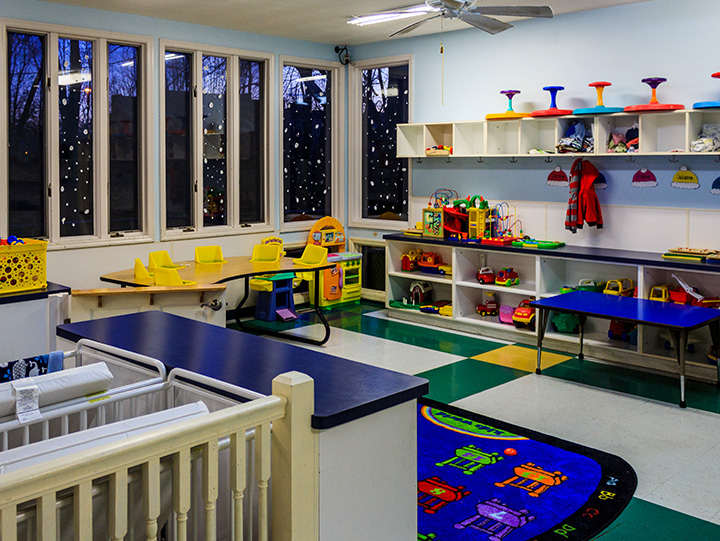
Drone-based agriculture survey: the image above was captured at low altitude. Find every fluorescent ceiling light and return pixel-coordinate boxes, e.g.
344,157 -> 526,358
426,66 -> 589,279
348,5 -> 435,26
295,74 -> 327,83
348,4 -> 439,26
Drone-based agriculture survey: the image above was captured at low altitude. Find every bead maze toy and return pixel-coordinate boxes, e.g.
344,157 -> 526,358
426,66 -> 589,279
485,90 -> 530,120
423,189 -> 457,238
530,86 -> 573,117
573,81 -> 624,115
693,72 -> 720,109
624,77 -> 685,112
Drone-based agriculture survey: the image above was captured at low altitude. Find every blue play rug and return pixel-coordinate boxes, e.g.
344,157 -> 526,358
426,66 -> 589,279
417,398 -> 636,540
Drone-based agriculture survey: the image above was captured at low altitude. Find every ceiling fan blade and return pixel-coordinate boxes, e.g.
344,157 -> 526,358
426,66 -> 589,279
459,13 -> 513,34
389,12 -> 444,37
467,6 -> 554,18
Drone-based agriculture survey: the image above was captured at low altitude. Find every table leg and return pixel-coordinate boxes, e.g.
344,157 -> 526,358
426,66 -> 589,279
671,329 -> 688,408
578,315 -> 587,360
711,320 -> 720,388
535,309 -> 549,375
234,277 -> 251,330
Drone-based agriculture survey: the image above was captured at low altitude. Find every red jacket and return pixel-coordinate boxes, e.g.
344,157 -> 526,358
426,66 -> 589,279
565,158 -> 603,232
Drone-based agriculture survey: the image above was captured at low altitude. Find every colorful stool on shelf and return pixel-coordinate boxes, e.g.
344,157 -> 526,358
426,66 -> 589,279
624,77 -> 685,112
531,86 -> 573,117
486,90 -> 530,120
693,72 -> 720,109
573,81 -> 624,114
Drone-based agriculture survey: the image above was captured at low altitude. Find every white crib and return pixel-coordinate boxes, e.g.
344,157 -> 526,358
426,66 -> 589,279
0,343 -> 318,541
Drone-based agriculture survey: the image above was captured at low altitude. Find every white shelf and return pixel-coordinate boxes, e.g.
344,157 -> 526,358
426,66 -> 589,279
397,109 -> 720,159
386,236 -> 720,381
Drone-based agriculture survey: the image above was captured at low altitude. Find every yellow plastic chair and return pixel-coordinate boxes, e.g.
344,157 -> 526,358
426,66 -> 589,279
248,278 -> 274,292
293,244 -> 328,267
153,267 -> 196,286
134,258 -> 153,281
250,243 -> 282,263
148,250 -> 182,271
261,236 -> 286,256
195,245 -> 227,264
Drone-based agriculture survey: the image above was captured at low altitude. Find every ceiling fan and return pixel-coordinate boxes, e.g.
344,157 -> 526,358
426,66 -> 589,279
349,0 -> 554,37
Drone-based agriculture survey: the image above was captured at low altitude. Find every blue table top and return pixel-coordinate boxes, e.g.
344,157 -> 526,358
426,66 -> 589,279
57,312 -> 429,430
530,291 -> 720,330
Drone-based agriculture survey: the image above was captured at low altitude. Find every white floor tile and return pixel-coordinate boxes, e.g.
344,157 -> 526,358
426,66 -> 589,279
277,325 -> 464,374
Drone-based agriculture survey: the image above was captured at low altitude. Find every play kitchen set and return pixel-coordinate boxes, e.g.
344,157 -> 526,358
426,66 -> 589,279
385,188 -> 720,381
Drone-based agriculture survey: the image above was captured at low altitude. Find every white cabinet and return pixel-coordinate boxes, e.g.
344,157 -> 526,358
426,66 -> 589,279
385,235 -> 720,380
398,110 -> 720,158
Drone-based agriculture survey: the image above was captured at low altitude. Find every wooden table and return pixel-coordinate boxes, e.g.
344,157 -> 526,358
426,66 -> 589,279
101,256 -> 337,345
530,291 -> 720,408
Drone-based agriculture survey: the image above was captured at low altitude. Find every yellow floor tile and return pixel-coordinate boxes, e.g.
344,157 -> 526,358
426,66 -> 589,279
471,345 -> 571,372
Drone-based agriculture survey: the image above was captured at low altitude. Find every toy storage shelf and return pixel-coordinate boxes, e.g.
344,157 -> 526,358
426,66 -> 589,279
398,110 -> 720,158
385,234 -> 720,382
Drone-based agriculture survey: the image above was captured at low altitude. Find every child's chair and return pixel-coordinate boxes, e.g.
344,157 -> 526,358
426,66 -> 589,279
148,250 -> 182,271
153,267 -> 196,286
195,245 -> 227,265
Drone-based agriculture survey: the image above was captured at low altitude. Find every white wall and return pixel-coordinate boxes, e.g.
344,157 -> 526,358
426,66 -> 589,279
350,0 -> 720,252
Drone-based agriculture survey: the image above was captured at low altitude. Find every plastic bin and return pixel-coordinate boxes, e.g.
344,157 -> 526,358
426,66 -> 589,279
0,239 -> 48,294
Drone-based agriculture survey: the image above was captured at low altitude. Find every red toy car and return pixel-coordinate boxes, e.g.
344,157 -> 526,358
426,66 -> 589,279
476,267 -> 495,284
476,295 -> 499,316
512,299 -> 536,330
495,268 -> 520,287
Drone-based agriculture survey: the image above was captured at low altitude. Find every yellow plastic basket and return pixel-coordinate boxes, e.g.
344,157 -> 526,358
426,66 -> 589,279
0,239 -> 48,294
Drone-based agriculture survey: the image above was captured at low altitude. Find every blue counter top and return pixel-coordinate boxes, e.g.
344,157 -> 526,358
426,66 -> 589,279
0,282 -> 71,306
57,311 -> 429,430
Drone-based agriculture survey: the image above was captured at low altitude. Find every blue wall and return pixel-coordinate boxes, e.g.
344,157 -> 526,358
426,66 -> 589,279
352,0 -> 720,210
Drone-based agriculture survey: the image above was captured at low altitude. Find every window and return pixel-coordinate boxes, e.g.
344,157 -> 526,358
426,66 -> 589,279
2,22 -> 153,243
281,57 -> 344,229
349,56 -> 411,229
161,41 -> 272,238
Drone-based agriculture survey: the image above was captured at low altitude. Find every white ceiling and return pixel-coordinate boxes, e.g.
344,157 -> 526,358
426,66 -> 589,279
44,0 -> 653,45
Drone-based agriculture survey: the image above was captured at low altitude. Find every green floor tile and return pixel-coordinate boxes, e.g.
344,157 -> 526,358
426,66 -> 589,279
544,358 -> 720,414
592,497 -> 718,540
416,358 -> 527,403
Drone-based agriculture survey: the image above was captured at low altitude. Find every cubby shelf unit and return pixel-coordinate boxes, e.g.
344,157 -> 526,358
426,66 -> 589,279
384,234 -> 720,383
397,110 -> 720,158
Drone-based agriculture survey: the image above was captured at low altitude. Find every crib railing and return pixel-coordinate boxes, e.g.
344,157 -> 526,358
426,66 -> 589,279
0,371 -> 318,541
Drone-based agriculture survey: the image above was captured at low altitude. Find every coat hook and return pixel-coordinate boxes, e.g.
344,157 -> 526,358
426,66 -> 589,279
668,155 -> 679,163
626,155 -> 635,163
715,156 -> 720,163
415,157 -> 423,164
477,157 -> 484,163
445,156 -> 452,164
545,156 -> 553,163
509,157 -> 517,163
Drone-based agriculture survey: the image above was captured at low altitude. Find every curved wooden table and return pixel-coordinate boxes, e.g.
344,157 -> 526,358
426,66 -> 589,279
100,256 -> 337,345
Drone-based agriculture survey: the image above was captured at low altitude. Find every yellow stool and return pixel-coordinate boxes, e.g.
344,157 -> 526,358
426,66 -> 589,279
153,267 -> 196,286
250,243 -> 282,263
148,250 -> 182,271
249,278 -> 274,292
134,258 -> 153,281
195,245 -> 227,264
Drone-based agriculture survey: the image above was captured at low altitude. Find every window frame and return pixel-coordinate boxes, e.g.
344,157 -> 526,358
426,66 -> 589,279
348,54 -> 412,231
159,39 -> 274,241
279,55 -> 345,233
0,18 -> 155,248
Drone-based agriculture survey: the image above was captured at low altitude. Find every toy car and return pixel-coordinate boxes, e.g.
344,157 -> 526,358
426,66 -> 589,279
512,299 -> 536,330
603,278 -> 635,296
420,300 -> 451,314
608,320 -> 637,341
649,284 -> 674,302
476,267 -> 495,284
560,279 -> 606,294
476,293 -> 498,316
495,268 -> 520,287
438,264 -> 453,276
